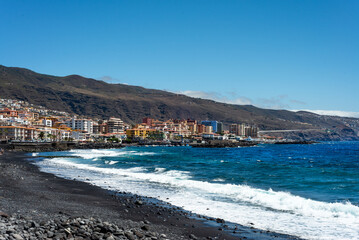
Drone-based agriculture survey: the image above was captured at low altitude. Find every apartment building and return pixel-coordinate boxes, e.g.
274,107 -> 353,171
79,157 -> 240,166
126,128 -> 155,139
65,119 -> 93,134
217,122 -> 224,133
107,117 -> 124,133
229,123 -> 258,137
201,120 -> 218,133
0,126 -> 39,141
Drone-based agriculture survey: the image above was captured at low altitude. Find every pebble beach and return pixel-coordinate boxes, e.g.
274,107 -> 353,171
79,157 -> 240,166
0,151 -> 299,240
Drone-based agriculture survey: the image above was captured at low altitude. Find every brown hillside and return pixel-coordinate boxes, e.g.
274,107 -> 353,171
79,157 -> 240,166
0,65 -> 358,140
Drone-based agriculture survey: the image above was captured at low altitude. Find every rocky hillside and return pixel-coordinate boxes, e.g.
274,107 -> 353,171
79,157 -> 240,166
0,65 -> 358,140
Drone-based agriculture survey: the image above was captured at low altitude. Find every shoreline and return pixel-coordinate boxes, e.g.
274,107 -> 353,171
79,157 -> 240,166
0,139 -> 320,153
0,151 -> 301,240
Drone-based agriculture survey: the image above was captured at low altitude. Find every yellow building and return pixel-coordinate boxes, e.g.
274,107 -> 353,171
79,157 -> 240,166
126,128 -> 155,139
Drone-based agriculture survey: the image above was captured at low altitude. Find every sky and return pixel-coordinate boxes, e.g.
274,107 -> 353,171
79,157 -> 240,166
1,0 -> 358,117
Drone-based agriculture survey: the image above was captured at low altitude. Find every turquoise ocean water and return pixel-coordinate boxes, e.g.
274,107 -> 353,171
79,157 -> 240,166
32,142 -> 359,239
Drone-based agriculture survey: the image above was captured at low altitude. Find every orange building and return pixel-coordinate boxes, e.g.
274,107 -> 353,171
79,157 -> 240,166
0,108 -> 19,117
0,126 -> 39,141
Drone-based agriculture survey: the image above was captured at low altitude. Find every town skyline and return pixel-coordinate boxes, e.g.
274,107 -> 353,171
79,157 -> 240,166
0,97 -> 260,143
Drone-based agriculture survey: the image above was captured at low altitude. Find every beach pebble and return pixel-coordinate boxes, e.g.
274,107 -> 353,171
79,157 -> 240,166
106,235 -> 115,240
189,233 -> 198,239
12,233 -> 24,240
125,231 -> 136,240
141,225 -> 150,231
0,212 -> 9,218
133,230 -> 144,238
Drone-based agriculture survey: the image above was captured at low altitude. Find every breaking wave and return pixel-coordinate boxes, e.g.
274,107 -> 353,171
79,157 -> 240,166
35,155 -> 359,240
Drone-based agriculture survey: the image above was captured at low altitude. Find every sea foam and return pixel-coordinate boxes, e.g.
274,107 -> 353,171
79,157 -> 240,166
35,150 -> 359,240
68,149 -> 156,159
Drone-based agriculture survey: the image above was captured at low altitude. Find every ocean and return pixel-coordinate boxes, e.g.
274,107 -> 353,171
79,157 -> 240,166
31,142 -> 359,240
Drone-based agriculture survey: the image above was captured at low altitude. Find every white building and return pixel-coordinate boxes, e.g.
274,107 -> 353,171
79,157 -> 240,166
42,119 -> 53,127
60,130 -> 71,140
107,117 -> 124,133
71,131 -> 87,141
65,119 -> 93,134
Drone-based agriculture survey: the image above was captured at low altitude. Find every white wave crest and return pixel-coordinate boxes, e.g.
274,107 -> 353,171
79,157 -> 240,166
36,157 -> 359,240
154,168 -> 166,173
68,149 -> 156,159
104,160 -> 119,165
212,178 -> 225,182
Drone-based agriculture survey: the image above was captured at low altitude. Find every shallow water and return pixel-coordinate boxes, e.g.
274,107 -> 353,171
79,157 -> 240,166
32,142 -> 359,240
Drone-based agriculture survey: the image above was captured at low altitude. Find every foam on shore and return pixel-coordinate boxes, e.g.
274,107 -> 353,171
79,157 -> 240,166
34,149 -> 359,240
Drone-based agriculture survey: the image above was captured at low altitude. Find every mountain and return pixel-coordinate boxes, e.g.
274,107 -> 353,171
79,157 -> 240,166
0,65 -> 358,140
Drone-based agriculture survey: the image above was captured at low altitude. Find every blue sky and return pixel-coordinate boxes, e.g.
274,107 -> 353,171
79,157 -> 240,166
1,1 -> 358,116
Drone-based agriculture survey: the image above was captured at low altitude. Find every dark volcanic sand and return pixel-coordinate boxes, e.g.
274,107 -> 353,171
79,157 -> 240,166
0,152 -> 300,240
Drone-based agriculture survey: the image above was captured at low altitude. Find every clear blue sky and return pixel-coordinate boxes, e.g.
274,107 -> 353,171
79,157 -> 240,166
1,1 -> 358,115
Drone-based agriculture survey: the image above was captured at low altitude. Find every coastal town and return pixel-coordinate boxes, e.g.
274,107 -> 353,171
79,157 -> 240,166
1,1 -> 358,240
0,98 -> 261,144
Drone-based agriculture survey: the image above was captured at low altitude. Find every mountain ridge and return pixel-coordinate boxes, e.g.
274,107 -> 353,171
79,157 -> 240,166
0,64 -> 358,140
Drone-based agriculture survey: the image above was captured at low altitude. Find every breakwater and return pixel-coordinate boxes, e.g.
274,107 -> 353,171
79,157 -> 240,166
191,140 -> 258,148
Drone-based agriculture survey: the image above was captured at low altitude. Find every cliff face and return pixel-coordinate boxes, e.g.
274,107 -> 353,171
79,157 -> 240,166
0,65 -> 358,141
